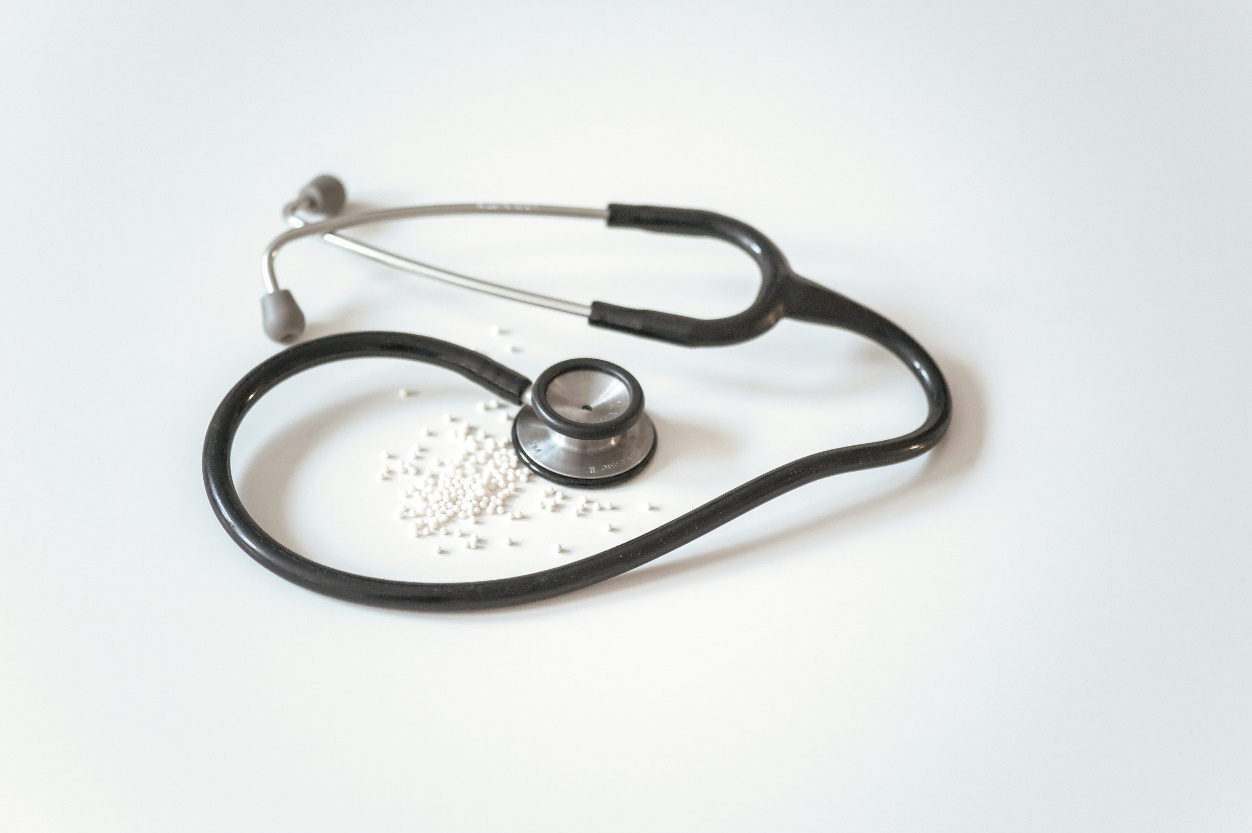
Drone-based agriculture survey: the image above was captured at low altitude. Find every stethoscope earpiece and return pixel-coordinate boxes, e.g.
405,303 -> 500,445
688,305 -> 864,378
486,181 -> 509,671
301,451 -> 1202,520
260,288 -> 305,342
513,358 -> 657,489
298,174 -> 347,217
257,175 -> 347,343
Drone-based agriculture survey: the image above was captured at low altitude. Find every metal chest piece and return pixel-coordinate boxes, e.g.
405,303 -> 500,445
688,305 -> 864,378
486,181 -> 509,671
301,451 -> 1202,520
512,358 -> 657,489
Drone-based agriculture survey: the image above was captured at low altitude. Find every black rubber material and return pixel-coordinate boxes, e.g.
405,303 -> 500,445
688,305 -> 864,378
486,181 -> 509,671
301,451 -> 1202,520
529,357 -> 644,441
592,204 -> 790,346
204,206 -> 953,611
203,331 -> 533,608
510,409 -> 658,490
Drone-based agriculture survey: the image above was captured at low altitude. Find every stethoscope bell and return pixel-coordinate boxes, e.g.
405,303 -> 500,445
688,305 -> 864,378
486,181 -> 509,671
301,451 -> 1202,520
512,358 -> 658,489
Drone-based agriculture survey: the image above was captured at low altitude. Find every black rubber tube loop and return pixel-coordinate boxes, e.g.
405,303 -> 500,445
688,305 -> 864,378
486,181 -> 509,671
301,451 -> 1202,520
204,290 -> 950,611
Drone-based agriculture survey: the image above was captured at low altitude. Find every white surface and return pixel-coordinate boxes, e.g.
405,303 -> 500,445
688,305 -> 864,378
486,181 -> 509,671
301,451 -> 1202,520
2,1 -> 1250,830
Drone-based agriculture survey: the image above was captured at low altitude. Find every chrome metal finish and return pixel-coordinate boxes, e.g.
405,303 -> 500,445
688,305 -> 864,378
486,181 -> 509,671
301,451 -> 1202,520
552,433 -> 621,453
543,369 -> 632,425
270,202 -> 602,317
513,362 -> 655,486
513,408 -> 656,485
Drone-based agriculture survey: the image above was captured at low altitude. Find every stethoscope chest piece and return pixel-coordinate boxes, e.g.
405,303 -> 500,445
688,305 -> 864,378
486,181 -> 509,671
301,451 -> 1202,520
512,358 -> 657,489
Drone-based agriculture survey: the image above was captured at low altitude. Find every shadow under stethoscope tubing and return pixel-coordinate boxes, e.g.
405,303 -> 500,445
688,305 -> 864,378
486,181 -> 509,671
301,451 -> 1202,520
202,175 -> 953,611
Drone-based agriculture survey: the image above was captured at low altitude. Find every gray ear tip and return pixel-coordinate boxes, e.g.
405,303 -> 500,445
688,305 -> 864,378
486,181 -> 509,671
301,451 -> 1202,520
261,290 -> 306,342
299,174 -> 347,217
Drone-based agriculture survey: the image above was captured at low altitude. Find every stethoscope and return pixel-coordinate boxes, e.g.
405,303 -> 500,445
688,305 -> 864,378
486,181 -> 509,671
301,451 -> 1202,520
203,175 -> 952,611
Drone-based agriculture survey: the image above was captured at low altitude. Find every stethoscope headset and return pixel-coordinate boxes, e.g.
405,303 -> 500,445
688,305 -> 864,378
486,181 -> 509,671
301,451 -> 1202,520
203,175 -> 952,611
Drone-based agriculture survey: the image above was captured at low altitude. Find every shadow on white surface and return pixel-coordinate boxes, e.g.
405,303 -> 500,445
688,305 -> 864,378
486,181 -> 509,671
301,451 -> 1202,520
235,387 -> 394,552
298,299 -> 378,341
541,355 -> 986,608
641,412 -> 741,479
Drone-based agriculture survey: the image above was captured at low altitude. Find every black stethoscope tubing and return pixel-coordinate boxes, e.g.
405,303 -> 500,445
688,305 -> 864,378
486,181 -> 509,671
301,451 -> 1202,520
204,204 -> 951,610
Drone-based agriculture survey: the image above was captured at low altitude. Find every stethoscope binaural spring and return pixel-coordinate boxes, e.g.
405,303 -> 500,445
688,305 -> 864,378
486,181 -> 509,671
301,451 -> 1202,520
202,175 -> 952,611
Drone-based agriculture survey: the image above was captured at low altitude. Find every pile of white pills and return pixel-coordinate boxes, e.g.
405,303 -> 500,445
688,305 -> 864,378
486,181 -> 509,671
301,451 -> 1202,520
409,441 -> 528,538
380,407 -> 532,540
379,388 -> 660,556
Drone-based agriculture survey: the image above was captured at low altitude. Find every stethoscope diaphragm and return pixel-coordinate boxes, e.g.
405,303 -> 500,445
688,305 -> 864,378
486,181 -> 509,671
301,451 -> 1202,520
511,358 -> 657,489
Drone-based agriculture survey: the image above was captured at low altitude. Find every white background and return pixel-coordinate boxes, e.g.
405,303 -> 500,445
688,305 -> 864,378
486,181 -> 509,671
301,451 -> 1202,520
2,1 -> 1250,830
